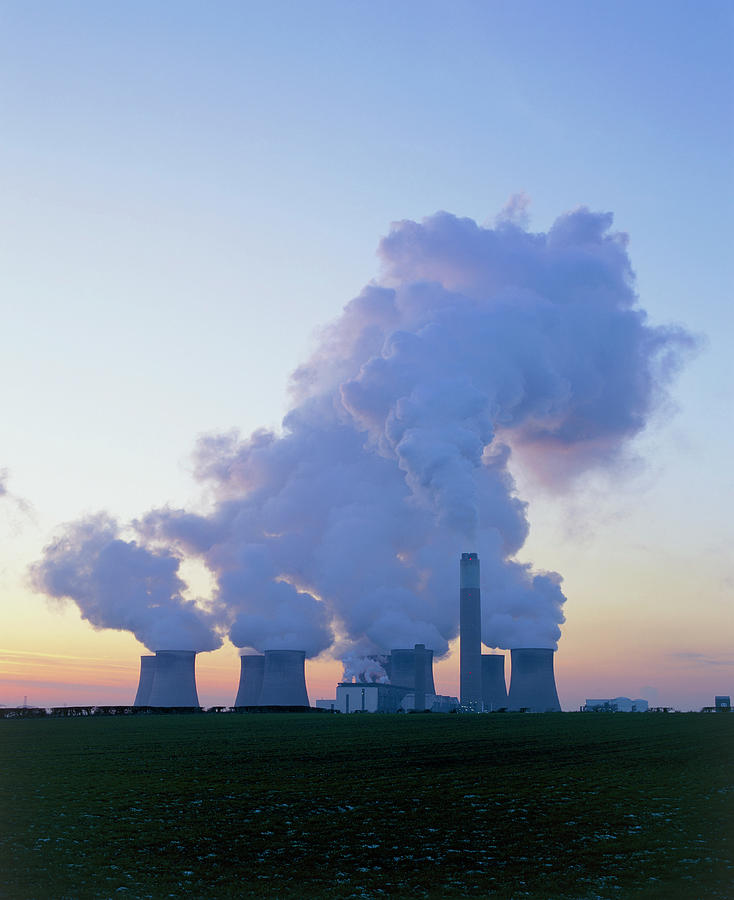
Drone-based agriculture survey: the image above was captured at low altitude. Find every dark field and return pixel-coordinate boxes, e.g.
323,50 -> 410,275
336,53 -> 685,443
1,713 -> 732,899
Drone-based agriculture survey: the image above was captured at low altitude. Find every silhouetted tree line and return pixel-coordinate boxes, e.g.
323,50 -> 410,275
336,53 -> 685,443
0,704 -> 329,719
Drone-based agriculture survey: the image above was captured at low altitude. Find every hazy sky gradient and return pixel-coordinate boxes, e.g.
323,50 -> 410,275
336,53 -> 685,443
1,1 -> 732,710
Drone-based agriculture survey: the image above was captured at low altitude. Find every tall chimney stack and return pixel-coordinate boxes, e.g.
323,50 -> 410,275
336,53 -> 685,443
460,552 -> 482,710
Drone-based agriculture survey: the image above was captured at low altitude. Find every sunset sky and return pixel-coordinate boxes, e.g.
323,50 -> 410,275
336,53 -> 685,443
1,2 -> 732,711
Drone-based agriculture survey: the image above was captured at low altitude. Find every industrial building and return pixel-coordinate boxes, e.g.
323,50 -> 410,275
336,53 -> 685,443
130,551 -> 562,714
336,643 -> 457,712
333,682 -> 458,713
335,682 -> 410,713
315,698 -> 337,711
584,697 -> 649,712
403,692 -> 458,713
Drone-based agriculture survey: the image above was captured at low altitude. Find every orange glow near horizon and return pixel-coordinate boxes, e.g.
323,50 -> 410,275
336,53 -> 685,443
3,553 -> 730,713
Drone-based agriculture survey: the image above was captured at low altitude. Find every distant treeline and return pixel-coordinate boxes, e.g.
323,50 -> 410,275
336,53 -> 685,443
0,705 -> 324,719
2,705 -> 726,719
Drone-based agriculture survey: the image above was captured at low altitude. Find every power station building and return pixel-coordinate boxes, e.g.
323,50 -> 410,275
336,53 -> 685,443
584,697 -> 649,712
333,682 -> 458,713
335,682 -> 410,713
130,552 -> 564,714
335,642 -> 458,712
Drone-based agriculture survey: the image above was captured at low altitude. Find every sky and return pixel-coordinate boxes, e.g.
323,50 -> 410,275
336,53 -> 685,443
1,1 -> 732,711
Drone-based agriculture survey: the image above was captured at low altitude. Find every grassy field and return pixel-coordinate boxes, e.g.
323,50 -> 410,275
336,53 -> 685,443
1,712 -> 732,899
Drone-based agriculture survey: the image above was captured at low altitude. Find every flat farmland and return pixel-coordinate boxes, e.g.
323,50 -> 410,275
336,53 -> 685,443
1,712 -> 732,899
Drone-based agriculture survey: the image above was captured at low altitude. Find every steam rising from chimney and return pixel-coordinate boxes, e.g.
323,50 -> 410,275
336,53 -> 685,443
31,202 -> 695,658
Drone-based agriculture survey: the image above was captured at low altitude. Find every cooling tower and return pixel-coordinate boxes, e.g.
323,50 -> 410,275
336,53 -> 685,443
133,654 -> 156,706
147,650 -> 200,708
258,650 -> 310,707
507,648 -> 561,712
389,647 -> 436,694
460,552 -> 482,709
234,654 -> 265,707
481,653 -> 508,711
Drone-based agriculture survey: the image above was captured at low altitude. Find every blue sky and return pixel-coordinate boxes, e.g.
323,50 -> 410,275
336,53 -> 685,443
1,1 -> 731,709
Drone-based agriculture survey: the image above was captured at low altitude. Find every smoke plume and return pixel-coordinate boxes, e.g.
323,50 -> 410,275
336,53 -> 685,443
33,203 -> 694,657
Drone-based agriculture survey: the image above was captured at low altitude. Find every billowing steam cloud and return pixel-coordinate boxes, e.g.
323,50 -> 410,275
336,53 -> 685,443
32,203 -> 694,658
31,514 -> 221,651
342,656 -> 389,684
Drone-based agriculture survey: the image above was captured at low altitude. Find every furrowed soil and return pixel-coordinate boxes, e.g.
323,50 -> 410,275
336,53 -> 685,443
1,712 -> 732,899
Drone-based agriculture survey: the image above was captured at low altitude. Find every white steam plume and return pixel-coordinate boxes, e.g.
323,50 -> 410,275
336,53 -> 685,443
30,514 -> 221,652
342,656 -> 389,684
33,203 -> 695,658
